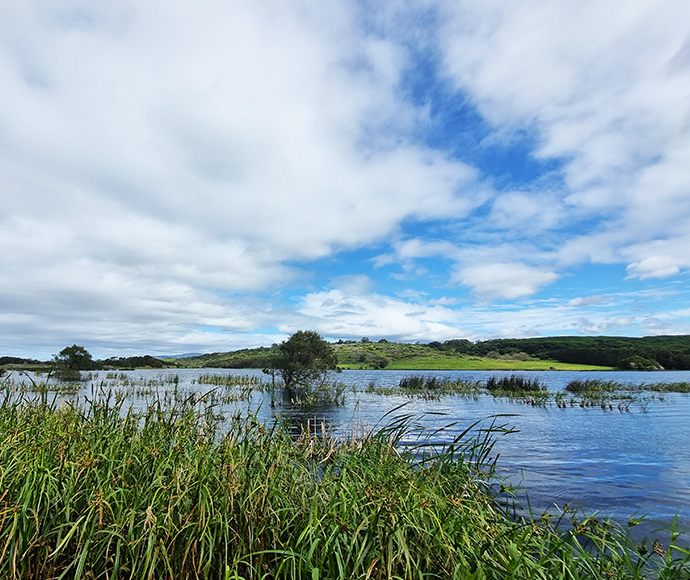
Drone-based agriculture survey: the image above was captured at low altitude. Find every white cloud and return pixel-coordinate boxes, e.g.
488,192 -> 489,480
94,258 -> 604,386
0,0 -> 493,355
2,1 -> 690,355
489,191 -> 563,232
437,0 -> 690,277
297,282 -> 469,342
455,263 -> 559,300
566,296 -> 610,308
626,256 -> 682,280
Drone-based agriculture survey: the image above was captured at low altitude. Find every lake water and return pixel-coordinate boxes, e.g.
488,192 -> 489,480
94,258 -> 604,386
10,367 -> 690,541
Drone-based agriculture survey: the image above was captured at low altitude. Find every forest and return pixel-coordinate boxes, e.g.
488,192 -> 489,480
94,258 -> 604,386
427,335 -> 690,369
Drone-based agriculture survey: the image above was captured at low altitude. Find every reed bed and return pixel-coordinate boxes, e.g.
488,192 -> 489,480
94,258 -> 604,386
565,379 -> 624,393
485,375 -> 547,394
195,374 -> 268,388
397,375 -> 482,397
639,381 -> 690,393
0,382 -> 688,579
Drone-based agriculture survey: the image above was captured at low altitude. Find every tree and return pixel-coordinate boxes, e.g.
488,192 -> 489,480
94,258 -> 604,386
268,331 -> 339,401
54,345 -> 94,372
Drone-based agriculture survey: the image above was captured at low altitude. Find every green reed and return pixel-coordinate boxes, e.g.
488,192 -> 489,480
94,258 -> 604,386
366,375 -> 481,399
565,379 -> 626,393
0,380 -> 687,579
195,373 -> 268,388
486,374 -> 547,394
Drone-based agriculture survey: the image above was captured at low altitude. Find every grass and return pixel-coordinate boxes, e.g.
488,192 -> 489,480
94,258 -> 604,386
485,375 -> 547,393
383,356 -> 613,371
565,379 -> 624,393
0,380 -> 688,579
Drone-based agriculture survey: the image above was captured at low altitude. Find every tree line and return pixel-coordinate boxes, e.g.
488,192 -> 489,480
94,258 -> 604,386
427,335 -> 690,369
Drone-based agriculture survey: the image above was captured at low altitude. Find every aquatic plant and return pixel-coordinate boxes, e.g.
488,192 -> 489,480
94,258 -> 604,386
565,379 -> 625,393
485,374 -> 547,394
196,373 -> 267,387
398,374 -> 481,395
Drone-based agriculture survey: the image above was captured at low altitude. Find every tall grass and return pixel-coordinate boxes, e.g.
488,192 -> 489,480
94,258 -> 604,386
486,374 -> 547,394
0,380 -> 687,579
396,375 -> 482,397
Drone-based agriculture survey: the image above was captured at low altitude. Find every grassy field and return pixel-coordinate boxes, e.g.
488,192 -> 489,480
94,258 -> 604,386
382,356 -> 614,371
1,378 -> 688,579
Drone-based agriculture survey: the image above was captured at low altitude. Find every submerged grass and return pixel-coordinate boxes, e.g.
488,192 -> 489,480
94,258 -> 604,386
0,381 -> 688,579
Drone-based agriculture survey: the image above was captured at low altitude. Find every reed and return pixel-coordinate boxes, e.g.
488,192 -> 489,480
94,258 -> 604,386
195,373 -> 267,387
485,374 -> 547,394
642,381 -> 690,393
398,374 -> 482,395
565,379 -> 625,393
0,380 -> 687,579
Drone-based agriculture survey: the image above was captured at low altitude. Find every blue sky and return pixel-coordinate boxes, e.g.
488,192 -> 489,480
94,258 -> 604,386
2,0 -> 690,359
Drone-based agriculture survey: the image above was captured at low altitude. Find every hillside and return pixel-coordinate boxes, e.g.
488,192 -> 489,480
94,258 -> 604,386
165,335 -> 690,371
167,340 -> 605,371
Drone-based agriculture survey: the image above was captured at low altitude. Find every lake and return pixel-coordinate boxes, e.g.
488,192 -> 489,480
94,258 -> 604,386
11,367 -> 690,541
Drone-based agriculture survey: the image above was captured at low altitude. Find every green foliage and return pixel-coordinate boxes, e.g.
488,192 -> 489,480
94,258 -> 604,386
618,355 -> 663,370
269,330 -> 339,401
102,355 -> 167,369
53,345 -> 94,371
52,345 -> 94,380
384,356 -> 607,371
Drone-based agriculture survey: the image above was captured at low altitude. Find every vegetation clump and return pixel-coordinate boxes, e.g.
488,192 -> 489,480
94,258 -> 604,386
643,381 -> 690,393
618,355 -> 664,370
486,374 -> 547,394
397,374 -> 481,396
264,330 -> 342,406
565,379 -> 624,393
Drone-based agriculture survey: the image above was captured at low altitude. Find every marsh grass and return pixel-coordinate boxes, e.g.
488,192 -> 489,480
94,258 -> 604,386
196,373 -> 267,388
486,375 -> 547,394
365,376 -> 481,400
566,379 -> 625,393
640,381 -> 690,393
0,380 -> 688,579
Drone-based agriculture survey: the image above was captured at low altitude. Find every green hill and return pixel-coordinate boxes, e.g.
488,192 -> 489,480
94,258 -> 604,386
163,335 -> 690,371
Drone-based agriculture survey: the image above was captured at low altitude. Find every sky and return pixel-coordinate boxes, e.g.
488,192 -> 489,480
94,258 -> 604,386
2,0 -> 690,360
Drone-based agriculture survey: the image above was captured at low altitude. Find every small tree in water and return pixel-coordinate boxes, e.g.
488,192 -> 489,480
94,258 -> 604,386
266,331 -> 340,405
53,344 -> 94,380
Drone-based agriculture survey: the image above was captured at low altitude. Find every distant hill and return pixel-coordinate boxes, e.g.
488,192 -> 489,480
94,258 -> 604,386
171,346 -> 280,369
5,335 -> 689,372
166,335 -> 690,371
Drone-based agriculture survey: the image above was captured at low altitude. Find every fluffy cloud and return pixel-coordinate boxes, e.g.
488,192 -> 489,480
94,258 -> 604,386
0,0 -> 486,356
455,263 -> 559,300
626,256 -> 682,280
437,0 -> 690,273
2,0 -> 690,357
295,276 -> 469,342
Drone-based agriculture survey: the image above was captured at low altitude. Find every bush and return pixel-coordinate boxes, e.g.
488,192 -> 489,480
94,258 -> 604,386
618,355 -> 663,370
